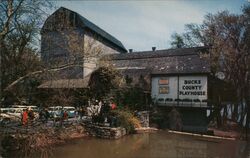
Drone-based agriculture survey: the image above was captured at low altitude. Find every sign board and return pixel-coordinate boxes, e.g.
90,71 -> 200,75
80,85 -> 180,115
178,76 -> 207,100
151,75 -> 207,101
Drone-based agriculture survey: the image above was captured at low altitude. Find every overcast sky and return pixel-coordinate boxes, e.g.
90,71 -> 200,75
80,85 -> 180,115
53,0 -> 249,51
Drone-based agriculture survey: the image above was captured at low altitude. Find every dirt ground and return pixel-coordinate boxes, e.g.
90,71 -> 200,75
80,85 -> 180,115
208,120 -> 250,140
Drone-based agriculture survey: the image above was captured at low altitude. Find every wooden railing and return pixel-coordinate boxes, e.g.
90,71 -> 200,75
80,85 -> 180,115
154,98 -> 209,108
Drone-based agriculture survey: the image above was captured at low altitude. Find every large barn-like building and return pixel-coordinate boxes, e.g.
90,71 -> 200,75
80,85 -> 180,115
40,7 -> 126,80
40,7 -> 226,132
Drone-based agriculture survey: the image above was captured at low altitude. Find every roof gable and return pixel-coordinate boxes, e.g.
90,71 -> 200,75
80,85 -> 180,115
42,7 -> 127,53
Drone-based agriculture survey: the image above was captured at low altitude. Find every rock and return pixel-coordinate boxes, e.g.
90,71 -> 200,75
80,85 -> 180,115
84,123 -> 126,139
136,111 -> 149,128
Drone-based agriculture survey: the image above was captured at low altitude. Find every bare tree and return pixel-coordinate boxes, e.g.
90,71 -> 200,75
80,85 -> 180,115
0,0 -> 54,105
170,6 -> 250,135
1,4 -> 121,105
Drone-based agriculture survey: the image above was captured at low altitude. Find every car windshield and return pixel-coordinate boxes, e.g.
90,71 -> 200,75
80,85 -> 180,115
14,109 -> 23,113
8,109 -> 16,113
49,107 -> 62,111
65,108 -> 75,111
0,109 -> 9,113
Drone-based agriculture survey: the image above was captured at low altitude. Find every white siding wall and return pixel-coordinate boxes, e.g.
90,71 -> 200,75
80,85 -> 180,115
151,77 -> 178,100
83,34 -> 120,77
151,75 -> 207,101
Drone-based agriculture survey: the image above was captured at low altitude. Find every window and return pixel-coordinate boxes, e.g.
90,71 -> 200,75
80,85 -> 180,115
158,78 -> 169,85
158,78 -> 169,94
159,86 -> 169,94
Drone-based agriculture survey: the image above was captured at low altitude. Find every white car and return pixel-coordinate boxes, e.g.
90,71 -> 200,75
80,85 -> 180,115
11,105 -> 39,118
8,108 -> 24,118
0,108 -> 22,123
12,105 -> 38,111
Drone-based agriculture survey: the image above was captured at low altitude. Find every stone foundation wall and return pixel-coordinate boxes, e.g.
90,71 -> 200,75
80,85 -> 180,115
84,124 -> 126,139
136,111 -> 149,128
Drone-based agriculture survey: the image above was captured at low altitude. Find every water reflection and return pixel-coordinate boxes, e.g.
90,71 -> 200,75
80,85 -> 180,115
52,131 -> 246,158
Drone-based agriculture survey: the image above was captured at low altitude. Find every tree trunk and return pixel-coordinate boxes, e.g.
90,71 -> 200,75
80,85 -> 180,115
246,111 -> 249,140
216,106 -> 222,128
222,106 -> 226,127
245,98 -> 250,140
230,104 -> 234,120
232,103 -> 238,122
239,102 -> 245,126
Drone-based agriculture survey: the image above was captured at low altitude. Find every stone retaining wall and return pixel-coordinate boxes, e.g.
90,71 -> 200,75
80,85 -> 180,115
84,124 -> 126,139
136,111 -> 149,128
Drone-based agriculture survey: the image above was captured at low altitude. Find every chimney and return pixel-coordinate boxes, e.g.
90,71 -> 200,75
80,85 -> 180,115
129,49 -> 133,53
152,47 -> 156,51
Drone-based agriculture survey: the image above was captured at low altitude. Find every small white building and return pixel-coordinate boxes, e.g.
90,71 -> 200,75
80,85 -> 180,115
110,47 -> 215,132
151,75 -> 208,107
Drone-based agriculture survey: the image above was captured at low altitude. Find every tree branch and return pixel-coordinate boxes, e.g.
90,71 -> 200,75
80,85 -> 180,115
0,0 -> 24,39
4,63 -> 94,91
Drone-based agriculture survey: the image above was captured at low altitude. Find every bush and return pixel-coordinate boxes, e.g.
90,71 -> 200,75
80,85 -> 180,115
112,109 -> 141,133
112,87 -> 150,111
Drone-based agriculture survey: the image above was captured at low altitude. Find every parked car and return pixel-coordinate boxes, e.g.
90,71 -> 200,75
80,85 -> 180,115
0,108 -> 22,124
8,108 -> 24,118
48,106 -> 63,118
12,105 -> 38,111
11,105 -> 39,119
0,108 -> 11,113
63,106 -> 76,118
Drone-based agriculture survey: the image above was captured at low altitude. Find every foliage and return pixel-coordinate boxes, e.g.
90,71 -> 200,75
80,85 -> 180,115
88,66 -> 124,100
112,109 -> 141,133
170,33 -> 185,48
111,74 -> 150,110
114,87 -> 149,111
1,125 -> 85,158
47,90 -> 74,107
169,5 -> 250,128
0,0 -> 54,104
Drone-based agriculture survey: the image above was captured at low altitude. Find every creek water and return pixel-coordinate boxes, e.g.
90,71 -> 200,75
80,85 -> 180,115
51,131 -> 248,158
